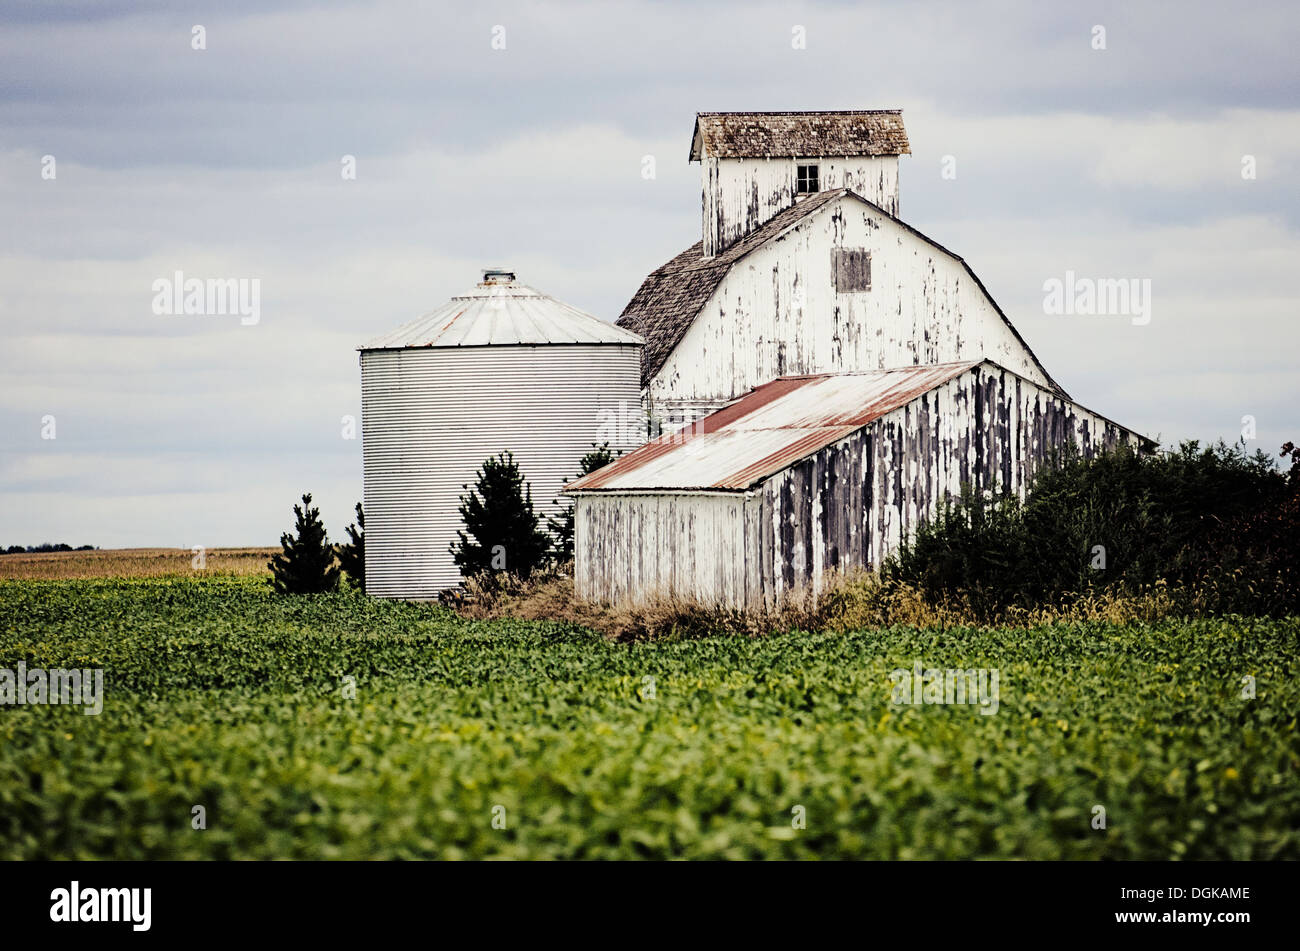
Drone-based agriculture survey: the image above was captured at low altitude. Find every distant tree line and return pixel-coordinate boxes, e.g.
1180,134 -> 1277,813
2,543 -> 96,554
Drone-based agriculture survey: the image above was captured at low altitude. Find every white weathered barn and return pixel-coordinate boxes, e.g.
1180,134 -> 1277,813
565,110 -> 1153,609
359,270 -> 643,598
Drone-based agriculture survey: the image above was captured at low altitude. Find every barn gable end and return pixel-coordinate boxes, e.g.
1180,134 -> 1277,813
617,189 -> 1063,427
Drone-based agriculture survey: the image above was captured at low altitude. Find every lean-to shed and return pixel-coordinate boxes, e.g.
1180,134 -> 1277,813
564,360 -> 1154,611
360,270 -> 644,598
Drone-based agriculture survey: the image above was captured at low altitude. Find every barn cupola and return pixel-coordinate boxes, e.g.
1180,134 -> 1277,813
689,110 -> 911,257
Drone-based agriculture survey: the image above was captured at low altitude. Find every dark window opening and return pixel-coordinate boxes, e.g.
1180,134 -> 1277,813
834,249 -> 871,293
796,164 -> 820,195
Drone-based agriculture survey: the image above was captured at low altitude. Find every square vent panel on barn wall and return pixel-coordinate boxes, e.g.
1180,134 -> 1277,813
834,249 -> 871,293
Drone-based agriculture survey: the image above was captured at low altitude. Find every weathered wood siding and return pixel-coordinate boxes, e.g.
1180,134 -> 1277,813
573,492 -> 753,607
702,156 -> 900,256
756,364 -> 1140,607
575,364 -> 1144,611
653,194 -> 1053,419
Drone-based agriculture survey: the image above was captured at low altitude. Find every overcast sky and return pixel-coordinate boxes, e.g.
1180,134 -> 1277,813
2,0 -> 1297,548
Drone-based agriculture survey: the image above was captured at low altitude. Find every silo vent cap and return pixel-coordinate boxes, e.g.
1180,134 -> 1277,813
482,268 -> 516,284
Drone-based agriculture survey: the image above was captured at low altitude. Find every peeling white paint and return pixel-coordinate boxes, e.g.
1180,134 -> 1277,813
702,155 -> 900,256
654,192 -> 1054,425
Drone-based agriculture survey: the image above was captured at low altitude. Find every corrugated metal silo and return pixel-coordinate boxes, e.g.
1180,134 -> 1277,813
358,269 -> 645,599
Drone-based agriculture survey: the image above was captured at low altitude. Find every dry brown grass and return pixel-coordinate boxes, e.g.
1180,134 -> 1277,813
450,565 -> 1225,640
0,547 -> 278,580
450,566 -> 977,640
448,566 -> 750,641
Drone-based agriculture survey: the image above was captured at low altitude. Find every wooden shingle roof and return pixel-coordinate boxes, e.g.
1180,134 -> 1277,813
689,110 -> 910,161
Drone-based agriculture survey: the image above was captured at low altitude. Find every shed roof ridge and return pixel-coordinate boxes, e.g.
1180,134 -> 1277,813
768,359 -> 981,382
565,362 -> 982,493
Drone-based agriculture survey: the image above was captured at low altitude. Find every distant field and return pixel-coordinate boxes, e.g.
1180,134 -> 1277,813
0,547 -> 276,580
1,575 -> 1297,859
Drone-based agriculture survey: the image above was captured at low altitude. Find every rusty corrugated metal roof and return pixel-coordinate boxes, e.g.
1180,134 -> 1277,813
565,362 -> 978,493
360,271 -> 644,351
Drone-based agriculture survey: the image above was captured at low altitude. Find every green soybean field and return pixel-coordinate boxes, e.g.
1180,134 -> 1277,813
1,576 -> 1297,860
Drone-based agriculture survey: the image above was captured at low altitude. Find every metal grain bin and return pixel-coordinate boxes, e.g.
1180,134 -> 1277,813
359,270 -> 644,598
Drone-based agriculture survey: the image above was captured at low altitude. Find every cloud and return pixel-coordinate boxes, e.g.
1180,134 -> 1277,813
1,0 -> 1297,545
